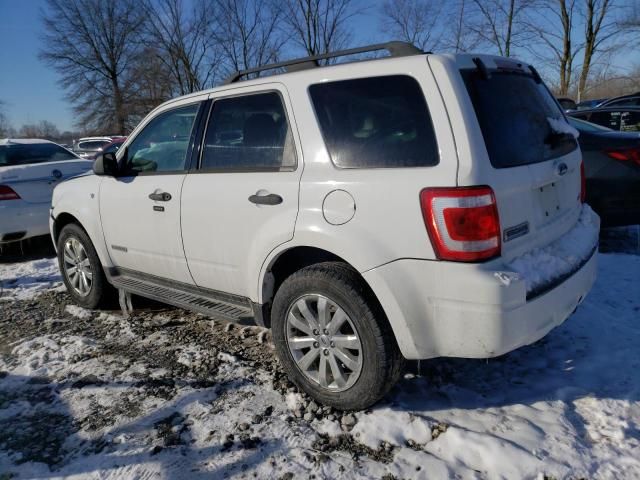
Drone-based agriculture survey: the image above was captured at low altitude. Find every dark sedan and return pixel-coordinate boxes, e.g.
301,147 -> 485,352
569,117 -> 640,226
569,107 -> 640,132
92,137 -> 127,159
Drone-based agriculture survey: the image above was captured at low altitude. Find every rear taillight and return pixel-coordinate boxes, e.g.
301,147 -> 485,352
0,185 -> 20,201
580,161 -> 586,203
605,147 -> 640,167
420,186 -> 501,262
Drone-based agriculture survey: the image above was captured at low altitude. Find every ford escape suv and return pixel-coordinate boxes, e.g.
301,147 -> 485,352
50,42 -> 600,410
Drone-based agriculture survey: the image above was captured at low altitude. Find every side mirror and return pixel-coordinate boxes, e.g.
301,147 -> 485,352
93,152 -> 118,176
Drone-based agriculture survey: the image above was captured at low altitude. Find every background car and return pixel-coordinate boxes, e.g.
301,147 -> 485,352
568,117 -> 640,226
597,92 -> 640,108
92,137 -> 127,159
568,107 -> 640,132
557,97 -> 577,111
0,139 -> 93,244
72,136 -> 113,158
576,98 -> 607,110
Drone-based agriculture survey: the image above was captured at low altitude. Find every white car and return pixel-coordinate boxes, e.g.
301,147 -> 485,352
50,43 -> 600,410
73,137 -> 113,159
0,139 -> 93,244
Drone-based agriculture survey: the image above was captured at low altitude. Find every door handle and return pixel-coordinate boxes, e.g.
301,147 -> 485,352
248,193 -> 283,205
148,191 -> 172,202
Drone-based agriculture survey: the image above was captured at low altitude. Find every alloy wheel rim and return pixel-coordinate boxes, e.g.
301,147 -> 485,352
285,294 -> 363,392
63,237 -> 92,297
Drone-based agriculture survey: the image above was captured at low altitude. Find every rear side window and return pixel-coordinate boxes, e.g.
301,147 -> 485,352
0,143 -> 77,166
201,92 -> 296,171
606,97 -> 640,107
462,70 -> 577,168
309,75 -> 439,168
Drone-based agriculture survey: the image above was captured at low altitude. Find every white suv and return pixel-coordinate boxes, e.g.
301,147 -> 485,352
50,43 -> 599,410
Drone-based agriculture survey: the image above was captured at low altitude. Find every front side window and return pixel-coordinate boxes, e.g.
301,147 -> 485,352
201,92 -> 296,171
309,75 -> 439,168
125,103 -> 200,174
0,143 -> 78,166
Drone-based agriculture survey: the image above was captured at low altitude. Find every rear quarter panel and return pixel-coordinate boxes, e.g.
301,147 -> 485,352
258,56 -> 459,301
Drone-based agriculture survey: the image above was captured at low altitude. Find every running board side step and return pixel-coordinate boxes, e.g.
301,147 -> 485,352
106,269 -> 254,323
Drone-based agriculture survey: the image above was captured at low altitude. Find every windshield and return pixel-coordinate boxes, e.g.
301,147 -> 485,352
0,143 -> 78,166
462,69 -> 578,168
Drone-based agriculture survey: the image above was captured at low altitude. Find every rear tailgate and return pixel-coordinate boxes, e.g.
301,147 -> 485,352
430,55 -> 584,262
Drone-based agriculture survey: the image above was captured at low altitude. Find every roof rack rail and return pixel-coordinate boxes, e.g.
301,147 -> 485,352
224,41 -> 424,84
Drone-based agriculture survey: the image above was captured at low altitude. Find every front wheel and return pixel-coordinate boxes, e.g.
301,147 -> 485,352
57,223 -> 114,309
271,262 -> 404,410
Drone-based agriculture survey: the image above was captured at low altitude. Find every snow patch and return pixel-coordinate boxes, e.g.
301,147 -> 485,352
0,257 -> 61,300
10,335 -> 96,376
352,408 -> 432,449
506,204 -> 599,293
285,392 -> 304,411
548,116 -> 580,138
65,304 -> 92,319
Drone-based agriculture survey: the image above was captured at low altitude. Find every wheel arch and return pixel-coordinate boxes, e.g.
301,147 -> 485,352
258,246 -> 386,328
52,212 -> 82,244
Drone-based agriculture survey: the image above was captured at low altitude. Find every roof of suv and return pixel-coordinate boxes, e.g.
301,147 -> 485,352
151,42 -> 533,122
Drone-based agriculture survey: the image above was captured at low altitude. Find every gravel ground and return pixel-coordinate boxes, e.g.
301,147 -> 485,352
0,225 -> 639,479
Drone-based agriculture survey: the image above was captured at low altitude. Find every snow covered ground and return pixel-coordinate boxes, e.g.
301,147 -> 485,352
0,227 -> 639,479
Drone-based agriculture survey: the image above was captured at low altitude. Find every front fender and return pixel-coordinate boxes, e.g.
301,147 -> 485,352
51,175 -> 112,268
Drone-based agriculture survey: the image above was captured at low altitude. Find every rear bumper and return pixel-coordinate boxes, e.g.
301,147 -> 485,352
363,206 -> 600,360
365,250 -> 597,360
0,201 -> 50,243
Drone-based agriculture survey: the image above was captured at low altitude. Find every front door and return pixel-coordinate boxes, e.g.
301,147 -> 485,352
181,86 -> 302,298
100,100 -> 203,283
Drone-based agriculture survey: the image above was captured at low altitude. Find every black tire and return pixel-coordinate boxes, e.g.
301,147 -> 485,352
57,223 -> 115,309
271,262 -> 405,410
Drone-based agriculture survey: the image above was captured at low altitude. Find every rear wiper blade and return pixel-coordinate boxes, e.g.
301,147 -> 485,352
544,132 -> 575,147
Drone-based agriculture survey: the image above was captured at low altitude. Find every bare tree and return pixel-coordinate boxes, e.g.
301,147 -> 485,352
40,0 -> 146,134
468,0 -> 532,57
18,120 -> 61,140
526,0 -> 582,96
211,0 -> 285,76
577,0 -> 618,100
142,0 -> 219,95
0,101 -> 14,138
380,0 -> 448,51
282,0 -> 362,62
449,0 -> 474,52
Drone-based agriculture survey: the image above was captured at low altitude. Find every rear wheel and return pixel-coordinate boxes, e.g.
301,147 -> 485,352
271,262 -> 404,410
57,223 -> 114,309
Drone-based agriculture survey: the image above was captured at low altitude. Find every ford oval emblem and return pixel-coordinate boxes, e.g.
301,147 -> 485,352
556,162 -> 568,176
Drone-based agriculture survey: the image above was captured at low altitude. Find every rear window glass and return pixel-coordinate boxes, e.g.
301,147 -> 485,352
77,140 -> 110,150
462,70 -> 577,168
309,75 -> 439,168
0,143 -> 78,166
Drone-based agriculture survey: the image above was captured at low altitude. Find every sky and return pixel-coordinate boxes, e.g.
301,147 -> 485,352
0,0 -> 638,133
0,1 -> 74,131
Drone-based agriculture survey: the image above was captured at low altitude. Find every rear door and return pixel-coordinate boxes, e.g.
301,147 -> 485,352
0,143 -> 92,203
181,85 -> 302,298
446,56 -> 583,260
